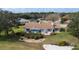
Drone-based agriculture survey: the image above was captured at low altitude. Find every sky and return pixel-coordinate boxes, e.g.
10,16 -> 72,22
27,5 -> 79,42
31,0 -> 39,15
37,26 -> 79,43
2,8 -> 79,13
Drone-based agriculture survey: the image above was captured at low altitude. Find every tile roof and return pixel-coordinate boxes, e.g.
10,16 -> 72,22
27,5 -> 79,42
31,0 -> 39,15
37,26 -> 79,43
25,22 -> 53,29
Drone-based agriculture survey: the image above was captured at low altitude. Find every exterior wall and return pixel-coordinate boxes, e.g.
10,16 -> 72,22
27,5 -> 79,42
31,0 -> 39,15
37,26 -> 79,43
54,28 -> 60,33
60,24 -> 68,28
25,29 -> 29,33
30,29 -> 41,33
25,27 -> 61,35
25,28 -> 53,35
25,29 -> 41,33
41,29 -> 53,35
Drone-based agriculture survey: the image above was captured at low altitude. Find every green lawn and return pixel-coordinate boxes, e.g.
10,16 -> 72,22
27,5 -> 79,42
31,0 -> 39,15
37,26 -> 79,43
0,26 -> 43,50
43,32 -> 79,45
12,26 -> 24,33
0,26 -> 24,36
43,32 -> 79,50
0,41 -> 43,50
0,26 -> 79,50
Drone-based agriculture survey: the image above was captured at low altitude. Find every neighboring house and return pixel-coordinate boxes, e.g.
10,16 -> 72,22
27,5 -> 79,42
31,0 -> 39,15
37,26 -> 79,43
16,18 -> 30,24
60,15 -> 71,28
64,20 -> 71,24
62,15 -> 70,21
45,14 -> 61,21
61,20 -> 71,28
53,19 -> 61,33
24,21 -> 54,35
60,20 -> 71,31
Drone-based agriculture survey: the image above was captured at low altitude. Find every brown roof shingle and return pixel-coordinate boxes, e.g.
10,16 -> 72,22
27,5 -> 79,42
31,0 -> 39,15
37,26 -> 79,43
25,22 -> 53,29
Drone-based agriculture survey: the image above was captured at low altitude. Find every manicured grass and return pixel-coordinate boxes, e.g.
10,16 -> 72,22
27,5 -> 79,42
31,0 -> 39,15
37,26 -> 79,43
43,32 -> 79,50
0,26 -> 24,36
0,26 -> 43,50
0,29 -> 79,50
0,41 -> 43,50
12,26 -> 24,33
44,32 -> 79,45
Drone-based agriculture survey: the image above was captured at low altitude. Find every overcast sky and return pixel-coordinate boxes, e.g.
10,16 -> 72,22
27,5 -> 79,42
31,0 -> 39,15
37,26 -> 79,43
2,8 -> 79,13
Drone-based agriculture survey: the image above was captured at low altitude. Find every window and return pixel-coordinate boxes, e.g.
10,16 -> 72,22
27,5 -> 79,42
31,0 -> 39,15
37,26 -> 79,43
26,29 -> 30,31
48,29 -> 51,31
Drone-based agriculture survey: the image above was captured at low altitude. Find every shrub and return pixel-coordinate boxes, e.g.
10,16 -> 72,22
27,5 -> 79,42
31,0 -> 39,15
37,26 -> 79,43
72,47 -> 79,50
34,36 -> 39,40
25,33 -> 44,39
51,33 -> 56,35
58,41 -> 69,46
15,32 -> 25,36
60,28 -> 65,32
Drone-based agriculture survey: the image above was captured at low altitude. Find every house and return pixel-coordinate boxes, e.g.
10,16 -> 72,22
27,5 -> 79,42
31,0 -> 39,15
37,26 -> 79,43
62,15 -> 70,21
53,19 -> 61,33
16,18 -> 30,24
44,14 -> 61,33
24,21 -> 54,35
24,20 -> 61,35
24,14 -> 63,35
60,15 -> 71,31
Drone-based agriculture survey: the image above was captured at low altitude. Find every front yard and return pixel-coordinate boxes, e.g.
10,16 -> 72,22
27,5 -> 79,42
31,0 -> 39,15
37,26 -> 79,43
43,32 -> 79,50
0,26 -> 43,50
0,41 -> 43,50
0,25 -> 79,50
44,32 -> 79,45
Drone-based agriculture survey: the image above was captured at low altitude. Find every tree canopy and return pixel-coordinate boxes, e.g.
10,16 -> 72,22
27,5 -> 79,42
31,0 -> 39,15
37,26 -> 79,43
0,9 -> 17,35
68,14 -> 79,39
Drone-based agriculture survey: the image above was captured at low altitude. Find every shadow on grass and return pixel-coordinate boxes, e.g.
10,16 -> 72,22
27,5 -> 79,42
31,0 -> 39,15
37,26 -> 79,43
0,33 -> 23,41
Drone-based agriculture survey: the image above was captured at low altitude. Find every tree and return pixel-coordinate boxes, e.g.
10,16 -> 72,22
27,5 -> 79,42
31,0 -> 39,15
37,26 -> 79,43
61,18 -> 65,24
68,15 -> 79,39
19,14 -> 31,19
0,9 -> 17,36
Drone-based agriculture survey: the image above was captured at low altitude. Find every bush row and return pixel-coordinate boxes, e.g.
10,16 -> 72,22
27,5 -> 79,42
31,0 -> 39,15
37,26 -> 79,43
60,28 -> 65,32
58,41 -> 70,46
25,33 -> 44,40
